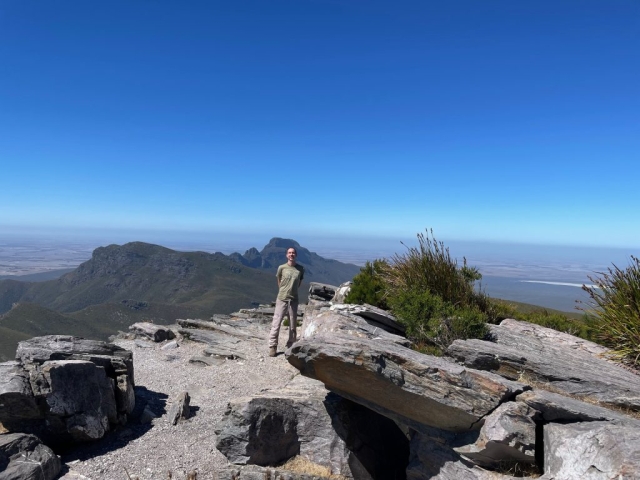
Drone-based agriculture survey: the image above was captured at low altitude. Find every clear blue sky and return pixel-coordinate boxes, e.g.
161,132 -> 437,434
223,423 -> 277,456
1,1 -> 638,249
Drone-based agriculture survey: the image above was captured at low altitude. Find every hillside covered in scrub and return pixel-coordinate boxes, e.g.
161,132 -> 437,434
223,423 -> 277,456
0,238 -> 360,360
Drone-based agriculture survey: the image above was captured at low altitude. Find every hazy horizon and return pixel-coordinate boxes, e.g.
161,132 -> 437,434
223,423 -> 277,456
2,2 -> 639,249
2,228 -> 635,312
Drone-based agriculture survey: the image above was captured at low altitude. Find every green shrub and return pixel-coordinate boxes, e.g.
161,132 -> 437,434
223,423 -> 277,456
582,255 -> 640,366
384,230 -> 490,316
387,287 -> 488,354
380,230 -> 490,353
344,259 -> 389,309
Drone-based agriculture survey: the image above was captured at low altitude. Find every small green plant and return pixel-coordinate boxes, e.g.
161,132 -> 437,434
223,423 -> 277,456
344,259 -> 389,309
582,255 -> 640,366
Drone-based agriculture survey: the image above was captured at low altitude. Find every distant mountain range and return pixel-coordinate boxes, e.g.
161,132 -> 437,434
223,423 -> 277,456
0,238 -> 361,360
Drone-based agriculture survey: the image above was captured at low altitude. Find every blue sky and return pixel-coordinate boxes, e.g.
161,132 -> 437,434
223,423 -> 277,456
1,1 -> 639,250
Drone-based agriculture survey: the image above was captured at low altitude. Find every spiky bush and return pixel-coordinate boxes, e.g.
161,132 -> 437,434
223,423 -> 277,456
384,230 -> 490,315
582,255 -> 640,366
380,230 -> 493,352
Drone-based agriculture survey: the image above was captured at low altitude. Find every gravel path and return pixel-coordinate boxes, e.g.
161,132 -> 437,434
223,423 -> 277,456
61,324 -> 299,480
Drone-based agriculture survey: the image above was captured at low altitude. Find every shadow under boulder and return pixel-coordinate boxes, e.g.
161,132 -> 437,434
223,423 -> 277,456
215,374 -> 409,479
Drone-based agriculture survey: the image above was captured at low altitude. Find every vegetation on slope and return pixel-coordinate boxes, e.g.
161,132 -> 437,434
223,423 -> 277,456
582,255 -> 640,367
346,229 -> 598,355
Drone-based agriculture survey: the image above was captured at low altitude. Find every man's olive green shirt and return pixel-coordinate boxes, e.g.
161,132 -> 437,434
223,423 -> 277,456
276,263 -> 305,301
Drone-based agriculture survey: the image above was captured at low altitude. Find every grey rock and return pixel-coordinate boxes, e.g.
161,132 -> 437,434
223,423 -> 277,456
542,421 -> 640,479
332,281 -> 352,304
287,333 -> 527,433
215,375 -> 409,479
16,335 -> 134,384
447,319 -> 640,410
177,318 -> 265,340
37,360 -> 116,442
128,322 -> 176,342
134,339 -> 154,348
0,432 -> 61,480
517,389 -> 640,425
0,362 -> 41,431
2,336 -> 135,446
308,282 -> 337,301
407,431 -> 520,480
178,328 -> 241,347
455,402 -> 536,468
203,346 -> 245,360
300,309 -> 410,348
161,340 -> 179,350
168,391 -> 191,425
189,356 -> 226,366
329,303 -> 406,335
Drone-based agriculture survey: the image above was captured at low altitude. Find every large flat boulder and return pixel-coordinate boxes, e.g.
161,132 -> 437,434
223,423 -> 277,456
447,319 -> 640,410
287,332 -> 527,433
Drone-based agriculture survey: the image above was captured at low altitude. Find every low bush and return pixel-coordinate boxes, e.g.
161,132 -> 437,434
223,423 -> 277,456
387,287 -> 488,355
582,255 -> 640,366
344,259 -> 389,309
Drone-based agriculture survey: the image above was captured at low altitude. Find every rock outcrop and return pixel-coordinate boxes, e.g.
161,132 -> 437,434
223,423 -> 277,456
215,374 -> 409,479
0,432 -> 61,480
0,335 -> 135,447
14,295 -> 639,480
447,318 -> 640,410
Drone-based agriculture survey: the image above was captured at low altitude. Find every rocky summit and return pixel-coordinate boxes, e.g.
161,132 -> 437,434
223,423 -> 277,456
1,282 -> 640,479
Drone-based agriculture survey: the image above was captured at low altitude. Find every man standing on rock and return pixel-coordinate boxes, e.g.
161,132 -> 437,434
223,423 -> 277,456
269,247 -> 305,357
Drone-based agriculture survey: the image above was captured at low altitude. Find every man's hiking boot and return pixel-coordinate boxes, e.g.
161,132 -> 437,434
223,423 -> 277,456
269,346 -> 277,357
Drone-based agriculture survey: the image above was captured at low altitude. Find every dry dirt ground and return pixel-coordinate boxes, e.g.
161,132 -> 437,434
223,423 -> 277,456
60,324 -> 299,480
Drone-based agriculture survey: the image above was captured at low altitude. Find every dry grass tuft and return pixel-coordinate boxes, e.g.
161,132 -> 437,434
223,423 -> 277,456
280,456 -> 349,480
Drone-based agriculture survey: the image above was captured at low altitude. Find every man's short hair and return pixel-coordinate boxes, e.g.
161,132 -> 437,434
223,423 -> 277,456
287,247 -> 297,254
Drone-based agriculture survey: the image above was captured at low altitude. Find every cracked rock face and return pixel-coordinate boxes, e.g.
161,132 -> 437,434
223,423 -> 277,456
455,401 -> 537,468
0,432 -> 61,480
543,421 -> 640,479
0,335 -> 135,447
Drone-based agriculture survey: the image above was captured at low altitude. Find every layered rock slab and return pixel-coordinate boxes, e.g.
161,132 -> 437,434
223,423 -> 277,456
447,319 -> 640,410
288,328 -> 527,432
